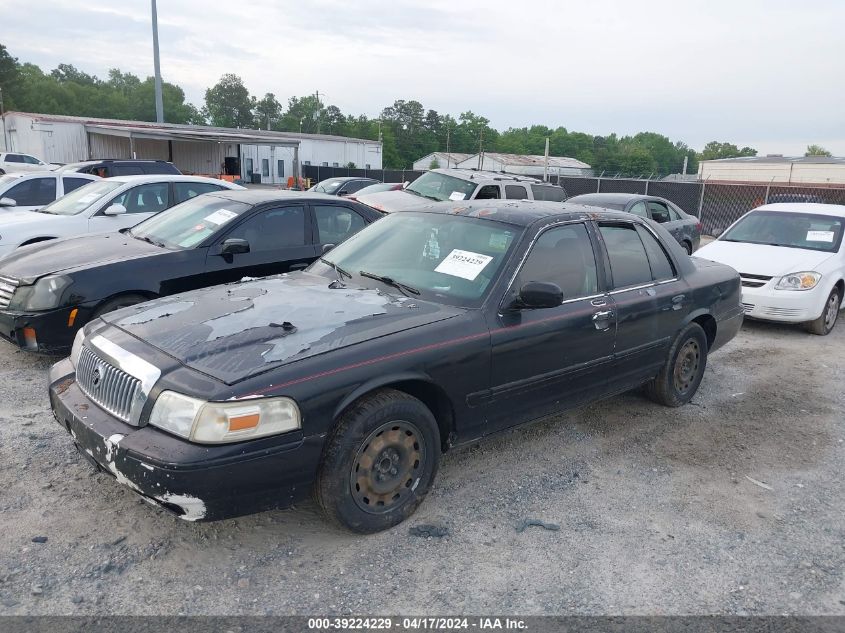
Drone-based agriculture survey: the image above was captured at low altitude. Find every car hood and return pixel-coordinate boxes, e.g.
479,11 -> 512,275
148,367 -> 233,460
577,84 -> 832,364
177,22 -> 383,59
353,189 -> 437,213
0,209 -> 62,230
100,271 -> 466,385
0,231 -> 162,283
694,240 -> 834,277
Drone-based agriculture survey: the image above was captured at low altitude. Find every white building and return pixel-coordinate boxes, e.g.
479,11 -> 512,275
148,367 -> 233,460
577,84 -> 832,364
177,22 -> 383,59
456,152 -> 591,178
0,112 -> 383,185
698,156 -> 845,185
412,152 -> 473,170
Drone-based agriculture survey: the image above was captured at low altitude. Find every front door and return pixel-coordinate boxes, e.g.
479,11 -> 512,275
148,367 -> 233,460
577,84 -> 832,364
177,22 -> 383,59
487,221 -> 616,433
203,204 -> 318,284
88,182 -> 172,234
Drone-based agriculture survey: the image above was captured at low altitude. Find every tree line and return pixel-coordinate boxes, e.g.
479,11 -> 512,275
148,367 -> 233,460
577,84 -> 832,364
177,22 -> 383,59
0,44 -> 832,174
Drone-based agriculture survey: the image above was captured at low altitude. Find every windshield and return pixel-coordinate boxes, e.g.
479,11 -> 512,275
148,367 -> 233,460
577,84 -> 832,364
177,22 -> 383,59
310,211 -> 521,307
721,210 -> 844,253
405,171 -> 477,202
310,178 -> 347,194
0,174 -> 22,187
39,180 -> 122,215
355,183 -> 395,196
130,196 -> 251,249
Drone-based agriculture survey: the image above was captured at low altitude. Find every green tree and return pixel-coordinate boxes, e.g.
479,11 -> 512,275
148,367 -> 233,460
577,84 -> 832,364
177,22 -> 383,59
699,141 -> 757,161
0,44 -> 21,109
203,74 -> 255,128
253,92 -> 282,130
805,144 -> 832,157
429,158 -> 440,169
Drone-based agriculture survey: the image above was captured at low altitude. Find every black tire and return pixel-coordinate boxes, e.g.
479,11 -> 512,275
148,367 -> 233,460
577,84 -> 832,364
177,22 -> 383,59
315,388 -> 440,533
682,241 -> 693,255
645,322 -> 708,407
806,287 -> 841,335
92,294 -> 149,319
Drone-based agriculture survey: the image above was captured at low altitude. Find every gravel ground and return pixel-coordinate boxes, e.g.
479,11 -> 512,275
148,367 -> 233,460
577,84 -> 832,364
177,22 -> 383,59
0,318 -> 843,616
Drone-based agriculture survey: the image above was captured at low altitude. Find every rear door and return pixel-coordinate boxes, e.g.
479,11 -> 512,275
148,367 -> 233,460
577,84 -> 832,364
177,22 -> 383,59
312,203 -> 369,248
203,203 -> 318,284
487,221 -> 616,432
647,200 -> 682,242
1,176 -> 57,211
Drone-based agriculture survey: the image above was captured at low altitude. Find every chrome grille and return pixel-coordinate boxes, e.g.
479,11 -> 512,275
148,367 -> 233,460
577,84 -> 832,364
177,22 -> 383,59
0,275 -> 19,309
76,345 -> 141,424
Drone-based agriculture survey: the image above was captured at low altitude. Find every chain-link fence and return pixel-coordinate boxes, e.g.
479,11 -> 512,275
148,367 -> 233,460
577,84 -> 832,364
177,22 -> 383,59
302,165 -> 424,184
557,176 -> 845,235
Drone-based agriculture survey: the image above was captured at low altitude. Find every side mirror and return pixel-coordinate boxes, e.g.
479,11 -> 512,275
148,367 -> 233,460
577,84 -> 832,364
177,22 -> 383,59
322,243 -> 336,254
514,281 -> 563,309
0,197 -> 16,207
103,203 -> 127,216
220,238 -> 250,256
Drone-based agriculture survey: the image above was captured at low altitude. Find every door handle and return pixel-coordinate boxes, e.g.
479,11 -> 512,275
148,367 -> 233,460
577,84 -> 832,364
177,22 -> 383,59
672,294 -> 685,304
592,310 -> 613,320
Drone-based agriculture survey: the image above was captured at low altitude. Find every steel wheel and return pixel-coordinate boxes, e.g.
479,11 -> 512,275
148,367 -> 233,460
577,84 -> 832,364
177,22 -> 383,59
824,292 -> 839,332
672,339 -> 701,395
350,420 -> 425,515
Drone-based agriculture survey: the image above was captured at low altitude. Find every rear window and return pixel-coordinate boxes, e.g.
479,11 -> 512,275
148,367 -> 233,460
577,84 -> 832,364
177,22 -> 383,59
531,184 -> 566,202
141,162 -> 180,175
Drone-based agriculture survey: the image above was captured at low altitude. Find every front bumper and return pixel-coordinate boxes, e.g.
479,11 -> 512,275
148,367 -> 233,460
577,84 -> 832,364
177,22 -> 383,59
48,358 -> 322,522
740,285 -> 828,323
0,304 -> 93,353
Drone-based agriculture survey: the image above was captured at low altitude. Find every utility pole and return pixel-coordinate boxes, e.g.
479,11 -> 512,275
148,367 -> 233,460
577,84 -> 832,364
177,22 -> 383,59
445,125 -> 451,167
314,90 -> 321,134
0,87 -> 8,151
477,129 -> 484,170
151,0 -> 164,123
543,137 -> 550,182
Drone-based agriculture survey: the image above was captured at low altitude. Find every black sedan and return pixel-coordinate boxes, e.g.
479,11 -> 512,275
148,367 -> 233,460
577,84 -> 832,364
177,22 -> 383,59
308,176 -> 380,197
567,193 -> 702,254
0,190 -> 381,352
48,200 -> 742,532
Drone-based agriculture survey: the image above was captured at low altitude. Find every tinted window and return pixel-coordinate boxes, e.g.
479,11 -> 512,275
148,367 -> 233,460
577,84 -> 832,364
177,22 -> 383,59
5,177 -> 57,206
111,182 -> 171,214
226,206 -> 306,251
23,155 -> 42,165
599,224 -> 653,288
315,205 -> 367,244
531,184 -> 566,202
474,185 -> 500,200
636,225 -> 675,280
628,201 -> 649,218
111,164 -> 145,176
141,162 -> 179,175
174,182 -> 224,204
5,154 -> 24,163
648,201 -> 671,223
505,185 -> 528,200
517,224 -> 598,298
62,177 -> 93,194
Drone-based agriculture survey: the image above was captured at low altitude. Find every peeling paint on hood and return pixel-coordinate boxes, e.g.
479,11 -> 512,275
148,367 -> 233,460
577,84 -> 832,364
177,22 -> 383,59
99,272 -> 465,384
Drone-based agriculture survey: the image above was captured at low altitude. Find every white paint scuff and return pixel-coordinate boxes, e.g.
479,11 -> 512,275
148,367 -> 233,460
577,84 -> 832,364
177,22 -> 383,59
161,493 -> 207,521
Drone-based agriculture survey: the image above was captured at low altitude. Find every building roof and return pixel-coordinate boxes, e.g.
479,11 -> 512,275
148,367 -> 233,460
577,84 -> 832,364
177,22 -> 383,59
702,155 -> 845,165
5,111 -> 380,146
417,152 -> 474,164
472,152 -> 591,169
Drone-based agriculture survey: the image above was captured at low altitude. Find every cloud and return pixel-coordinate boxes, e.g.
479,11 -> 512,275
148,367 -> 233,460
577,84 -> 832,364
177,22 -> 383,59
1,0 -> 843,154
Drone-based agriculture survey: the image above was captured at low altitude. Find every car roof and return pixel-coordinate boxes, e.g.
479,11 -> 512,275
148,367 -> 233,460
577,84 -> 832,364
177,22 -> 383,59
429,168 -> 547,185
318,176 -> 375,182
103,174 -> 241,186
206,189 -> 370,205
754,202 -> 845,216
401,199 -> 635,227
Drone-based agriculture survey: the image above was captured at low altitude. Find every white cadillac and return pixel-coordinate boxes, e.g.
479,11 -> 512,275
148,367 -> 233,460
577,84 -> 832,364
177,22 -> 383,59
696,203 -> 845,335
0,175 -> 244,260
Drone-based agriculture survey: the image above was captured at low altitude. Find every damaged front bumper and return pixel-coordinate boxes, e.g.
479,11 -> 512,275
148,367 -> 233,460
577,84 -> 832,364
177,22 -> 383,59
48,358 -> 322,522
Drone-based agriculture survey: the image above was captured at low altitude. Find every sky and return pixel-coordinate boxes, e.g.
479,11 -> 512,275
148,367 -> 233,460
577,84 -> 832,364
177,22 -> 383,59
2,0 -> 843,155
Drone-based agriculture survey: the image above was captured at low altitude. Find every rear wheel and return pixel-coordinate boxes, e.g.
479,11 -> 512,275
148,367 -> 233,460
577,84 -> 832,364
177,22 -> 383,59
315,389 -> 440,533
645,322 -> 708,407
682,240 -> 693,255
806,287 -> 841,335
92,294 -> 149,319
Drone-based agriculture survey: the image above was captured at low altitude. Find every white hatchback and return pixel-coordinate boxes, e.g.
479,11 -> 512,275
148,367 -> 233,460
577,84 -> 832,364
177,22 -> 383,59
0,175 -> 244,259
695,203 -> 845,335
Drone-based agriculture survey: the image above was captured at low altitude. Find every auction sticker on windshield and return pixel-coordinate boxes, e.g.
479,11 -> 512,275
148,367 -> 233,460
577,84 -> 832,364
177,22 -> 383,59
435,249 -> 493,280
204,208 -> 238,226
806,230 -> 835,242
449,191 -> 467,201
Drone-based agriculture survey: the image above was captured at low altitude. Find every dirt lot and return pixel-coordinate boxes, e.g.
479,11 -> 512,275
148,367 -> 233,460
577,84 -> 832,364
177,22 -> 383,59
0,319 -> 843,616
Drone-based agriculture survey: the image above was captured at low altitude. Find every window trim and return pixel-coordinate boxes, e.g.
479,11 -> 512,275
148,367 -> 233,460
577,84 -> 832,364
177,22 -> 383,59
313,203 -> 367,245
596,220 -> 679,293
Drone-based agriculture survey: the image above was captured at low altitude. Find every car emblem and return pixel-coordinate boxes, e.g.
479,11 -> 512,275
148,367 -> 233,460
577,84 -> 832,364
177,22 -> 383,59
92,364 -> 104,388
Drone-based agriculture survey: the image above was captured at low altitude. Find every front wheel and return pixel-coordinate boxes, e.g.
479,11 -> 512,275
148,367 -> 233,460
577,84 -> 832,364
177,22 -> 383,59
315,389 -> 440,533
682,241 -> 693,255
806,287 -> 841,335
645,322 -> 708,407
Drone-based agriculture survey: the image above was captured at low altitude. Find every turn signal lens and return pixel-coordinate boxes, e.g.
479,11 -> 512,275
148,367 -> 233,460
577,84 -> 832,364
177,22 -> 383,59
67,308 -> 78,327
22,327 -> 37,350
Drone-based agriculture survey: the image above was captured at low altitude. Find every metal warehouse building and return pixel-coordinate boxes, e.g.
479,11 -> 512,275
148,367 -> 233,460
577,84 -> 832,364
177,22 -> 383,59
0,112 -> 383,185
412,152 -> 474,170
457,152 -> 591,178
698,155 -> 845,185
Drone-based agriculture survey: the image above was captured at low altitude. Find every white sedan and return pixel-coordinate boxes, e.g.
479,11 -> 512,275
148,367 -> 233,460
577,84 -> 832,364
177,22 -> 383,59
0,172 -> 100,212
0,175 -> 244,259
696,203 -> 845,335
0,152 -> 53,174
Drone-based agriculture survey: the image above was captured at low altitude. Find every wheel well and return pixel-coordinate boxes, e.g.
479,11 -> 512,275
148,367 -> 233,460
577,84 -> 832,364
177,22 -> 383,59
383,380 -> 455,452
692,314 -> 717,350
21,236 -> 56,246
93,291 -> 158,315
835,279 -> 844,296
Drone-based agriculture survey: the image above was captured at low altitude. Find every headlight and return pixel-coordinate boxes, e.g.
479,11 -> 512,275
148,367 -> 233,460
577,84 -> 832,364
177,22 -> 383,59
775,271 -> 821,291
148,391 -> 301,444
10,275 -> 72,310
70,327 -> 85,368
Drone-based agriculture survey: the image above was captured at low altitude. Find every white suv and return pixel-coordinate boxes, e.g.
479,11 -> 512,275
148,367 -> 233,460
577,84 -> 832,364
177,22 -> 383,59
0,153 -> 52,174
0,175 -> 244,259
0,172 -> 100,212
